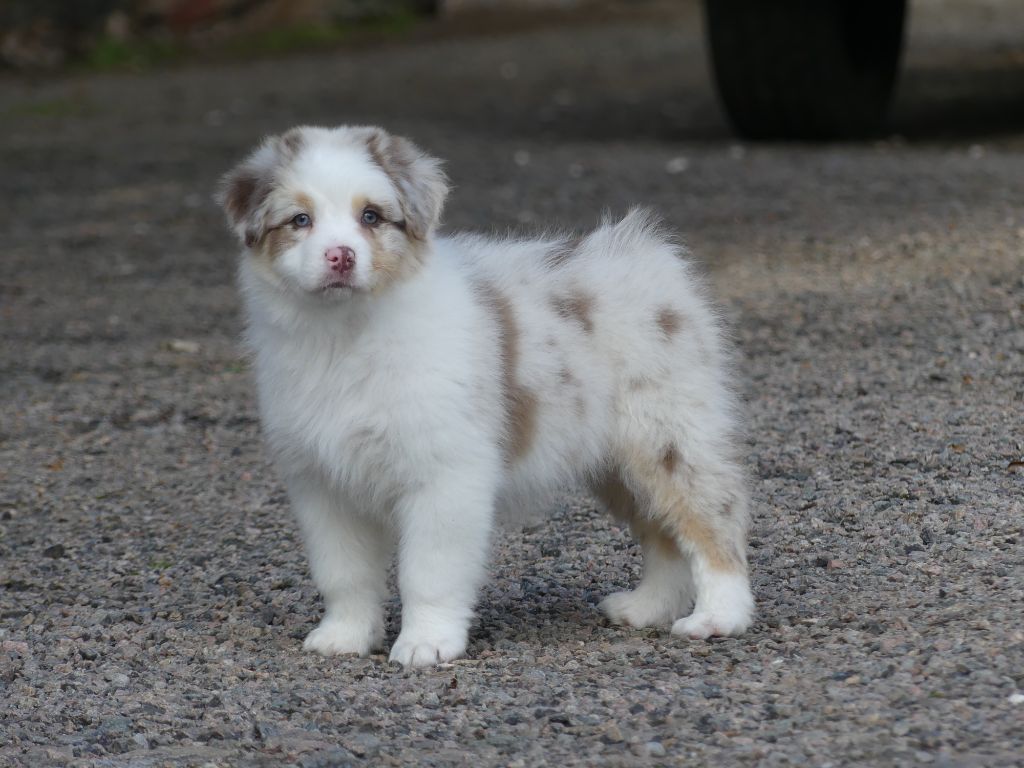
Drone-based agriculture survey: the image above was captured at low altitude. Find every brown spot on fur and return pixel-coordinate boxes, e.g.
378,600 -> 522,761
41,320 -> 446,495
279,128 -> 306,156
661,444 -> 678,473
591,471 -> 680,558
551,291 -> 595,334
574,395 -> 586,417
476,283 -> 538,461
508,394 -> 538,462
634,516 -> 685,560
675,512 -> 738,572
657,307 -> 683,340
628,376 -> 656,391
545,237 -> 582,269
590,471 -> 640,524
612,452 -> 746,574
558,366 -> 575,386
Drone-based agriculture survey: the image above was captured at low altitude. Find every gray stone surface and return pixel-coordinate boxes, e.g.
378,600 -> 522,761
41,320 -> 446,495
1,1 -> 1023,765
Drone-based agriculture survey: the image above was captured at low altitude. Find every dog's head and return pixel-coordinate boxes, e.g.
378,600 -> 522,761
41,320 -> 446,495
217,125 -> 448,297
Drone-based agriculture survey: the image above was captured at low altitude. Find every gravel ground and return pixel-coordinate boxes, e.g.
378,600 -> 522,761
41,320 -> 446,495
2,1 -> 1023,765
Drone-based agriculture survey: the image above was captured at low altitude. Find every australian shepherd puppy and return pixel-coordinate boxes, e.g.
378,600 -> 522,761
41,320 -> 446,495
218,125 -> 754,667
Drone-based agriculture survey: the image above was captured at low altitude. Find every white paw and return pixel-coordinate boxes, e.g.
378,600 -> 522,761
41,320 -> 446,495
389,627 -> 467,668
303,618 -> 381,657
671,597 -> 753,639
672,571 -> 753,639
600,589 -> 683,628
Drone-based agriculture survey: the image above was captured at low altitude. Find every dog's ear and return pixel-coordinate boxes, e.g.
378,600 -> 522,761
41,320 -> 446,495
217,165 -> 267,247
217,133 -> 298,247
360,128 -> 449,241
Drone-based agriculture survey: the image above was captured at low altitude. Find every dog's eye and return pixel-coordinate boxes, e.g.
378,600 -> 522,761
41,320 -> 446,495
292,213 -> 312,228
361,209 -> 380,226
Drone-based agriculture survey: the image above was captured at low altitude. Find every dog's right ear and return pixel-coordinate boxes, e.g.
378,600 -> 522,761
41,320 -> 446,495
216,139 -> 284,248
218,167 -> 262,247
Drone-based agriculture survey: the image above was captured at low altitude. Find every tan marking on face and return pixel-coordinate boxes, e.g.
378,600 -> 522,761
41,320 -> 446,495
366,227 -> 425,294
545,236 -> 582,269
252,189 -> 316,262
657,307 -> 683,340
476,283 -> 538,461
351,195 -> 395,223
347,193 -> 422,292
551,291 -> 595,334
259,222 -> 303,262
294,192 -> 315,217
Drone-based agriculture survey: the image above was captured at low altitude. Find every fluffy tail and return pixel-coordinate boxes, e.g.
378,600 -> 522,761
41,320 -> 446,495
588,207 -> 686,262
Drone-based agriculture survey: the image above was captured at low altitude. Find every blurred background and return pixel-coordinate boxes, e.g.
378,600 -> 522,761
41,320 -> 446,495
3,0 -> 1024,138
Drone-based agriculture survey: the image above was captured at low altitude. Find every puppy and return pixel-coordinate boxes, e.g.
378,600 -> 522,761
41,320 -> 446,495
218,125 -> 754,667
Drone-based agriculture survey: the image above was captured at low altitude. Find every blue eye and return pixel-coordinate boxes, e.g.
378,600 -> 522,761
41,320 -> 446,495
361,209 -> 379,226
292,213 -> 311,228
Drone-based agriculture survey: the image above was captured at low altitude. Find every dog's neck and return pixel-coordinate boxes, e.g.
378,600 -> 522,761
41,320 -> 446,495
239,246 -> 438,345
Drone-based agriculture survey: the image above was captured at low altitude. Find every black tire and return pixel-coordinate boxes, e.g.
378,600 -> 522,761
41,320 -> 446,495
704,0 -> 907,140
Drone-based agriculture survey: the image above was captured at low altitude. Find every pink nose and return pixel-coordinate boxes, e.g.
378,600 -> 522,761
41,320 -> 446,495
325,246 -> 356,273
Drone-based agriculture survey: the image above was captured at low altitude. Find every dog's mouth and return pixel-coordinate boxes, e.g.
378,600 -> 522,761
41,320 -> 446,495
317,277 -> 358,297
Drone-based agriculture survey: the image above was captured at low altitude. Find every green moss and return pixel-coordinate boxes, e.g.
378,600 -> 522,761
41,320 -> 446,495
4,97 -> 92,119
222,360 -> 248,374
225,11 -> 419,58
76,8 -> 421,73
83,37 -> 184,72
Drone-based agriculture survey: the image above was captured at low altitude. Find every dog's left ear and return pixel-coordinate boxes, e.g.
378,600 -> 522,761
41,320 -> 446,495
359,128 -> 449,241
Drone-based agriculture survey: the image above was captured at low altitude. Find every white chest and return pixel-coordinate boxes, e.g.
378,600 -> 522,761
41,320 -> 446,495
251,312 -> 498,511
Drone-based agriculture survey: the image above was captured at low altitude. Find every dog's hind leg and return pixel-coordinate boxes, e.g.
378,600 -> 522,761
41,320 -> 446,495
592,471 -> 695,628
609,411 -> 754,638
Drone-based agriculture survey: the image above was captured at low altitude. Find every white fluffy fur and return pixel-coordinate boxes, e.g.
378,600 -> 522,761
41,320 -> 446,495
220,126 -> 754,667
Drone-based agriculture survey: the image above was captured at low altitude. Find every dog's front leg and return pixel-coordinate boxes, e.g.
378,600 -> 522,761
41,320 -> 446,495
289,478 -> 392,657
389,472 -> 494,667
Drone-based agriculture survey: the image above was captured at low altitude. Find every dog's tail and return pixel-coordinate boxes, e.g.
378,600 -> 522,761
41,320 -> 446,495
586,206 -> 687,263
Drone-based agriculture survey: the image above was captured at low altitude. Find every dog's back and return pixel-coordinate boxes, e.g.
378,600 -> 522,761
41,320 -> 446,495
444,209 -> 739,497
